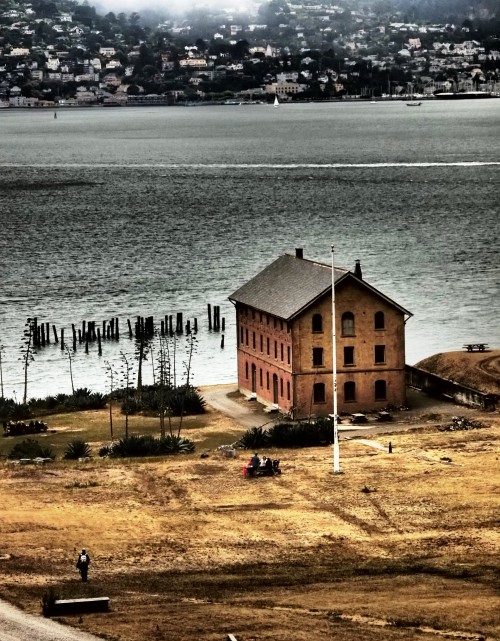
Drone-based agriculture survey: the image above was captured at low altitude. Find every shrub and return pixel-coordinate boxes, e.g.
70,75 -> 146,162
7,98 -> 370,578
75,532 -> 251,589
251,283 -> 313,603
103,434 -> 195,458
238,419 -> 335,450
64,439 -> 92,460
237,426 -> 268,449
0,398 -> 31,421
119,385 -> 206,417
8,439 -> 54,460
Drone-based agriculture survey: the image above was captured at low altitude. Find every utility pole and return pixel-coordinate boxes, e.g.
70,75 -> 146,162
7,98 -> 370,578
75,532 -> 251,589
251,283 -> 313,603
331,245 -> 340,473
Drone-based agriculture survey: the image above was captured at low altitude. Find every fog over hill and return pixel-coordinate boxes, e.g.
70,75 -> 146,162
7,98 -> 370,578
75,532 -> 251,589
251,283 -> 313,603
92,0 -> 499,22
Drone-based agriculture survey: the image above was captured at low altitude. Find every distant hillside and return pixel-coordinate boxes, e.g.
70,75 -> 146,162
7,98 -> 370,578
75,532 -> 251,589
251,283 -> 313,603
416,350 -> 500,396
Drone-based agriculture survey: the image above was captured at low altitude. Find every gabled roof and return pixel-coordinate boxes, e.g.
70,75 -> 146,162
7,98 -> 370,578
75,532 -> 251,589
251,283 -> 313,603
229,253 -> 412,321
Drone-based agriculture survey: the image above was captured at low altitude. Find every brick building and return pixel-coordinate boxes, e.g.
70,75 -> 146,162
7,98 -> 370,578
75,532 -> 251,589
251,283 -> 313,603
229,249 -> 412,418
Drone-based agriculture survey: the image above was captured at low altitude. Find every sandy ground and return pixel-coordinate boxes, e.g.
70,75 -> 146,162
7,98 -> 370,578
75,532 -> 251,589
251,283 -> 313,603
0,384 -> 498,641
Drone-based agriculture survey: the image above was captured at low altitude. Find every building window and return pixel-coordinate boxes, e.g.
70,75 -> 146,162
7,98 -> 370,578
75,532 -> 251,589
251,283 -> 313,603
374,311 -> 385,330
280,343 -> 284,361
245,362 -> 248,379
259,368 -> 263,387
280,378 -> 283,397
375,379 -> 387,400
245,329 -> 248,346
260,335 -> 263,352
313,382 -> 325,403
344,381 -> 356,402
312,347 -> 324,367
375,345 -> 386,364
266,371 -> 270,390
252,332 -> 256,349
342,312 -> 355,336
274,341 -> 278,359
267,337 -> 270,356
344,346 -> 354,366
287,380 -> 290,401
287,346 -> 290,365
240,327 -> 244,344
312,313 -> 323,333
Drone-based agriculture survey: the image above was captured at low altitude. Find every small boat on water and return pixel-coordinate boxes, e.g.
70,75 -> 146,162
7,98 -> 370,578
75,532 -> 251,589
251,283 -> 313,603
273,95 -> 279,108
406,101 -> 422,107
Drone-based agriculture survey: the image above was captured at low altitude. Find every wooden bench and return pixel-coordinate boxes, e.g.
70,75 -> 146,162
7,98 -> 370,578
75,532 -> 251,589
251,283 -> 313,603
462,343 -> 488,352
51,597 -> 110,615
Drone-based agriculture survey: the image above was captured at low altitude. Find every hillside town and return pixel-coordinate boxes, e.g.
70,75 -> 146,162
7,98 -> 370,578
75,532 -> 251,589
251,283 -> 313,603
0,0 -> 499,107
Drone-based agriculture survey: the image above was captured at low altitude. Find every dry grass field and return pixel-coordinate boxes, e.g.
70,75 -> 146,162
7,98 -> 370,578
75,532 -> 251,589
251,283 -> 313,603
0,397 -> 498,641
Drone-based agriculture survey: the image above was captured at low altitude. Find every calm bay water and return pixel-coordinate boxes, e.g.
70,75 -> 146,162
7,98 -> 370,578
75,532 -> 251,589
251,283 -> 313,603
0,100 -> 499,400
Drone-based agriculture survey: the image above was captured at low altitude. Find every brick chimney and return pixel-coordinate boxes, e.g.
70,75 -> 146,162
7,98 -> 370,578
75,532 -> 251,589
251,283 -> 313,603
295,248 -> 304,259
354,259 -> 362,279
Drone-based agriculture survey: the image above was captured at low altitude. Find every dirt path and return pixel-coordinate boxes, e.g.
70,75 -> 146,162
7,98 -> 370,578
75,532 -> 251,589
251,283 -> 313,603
0,598 -> 103,641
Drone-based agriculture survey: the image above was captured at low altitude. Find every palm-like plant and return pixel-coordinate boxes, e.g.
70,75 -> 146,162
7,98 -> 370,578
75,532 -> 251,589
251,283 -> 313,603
64,439 -> 92,459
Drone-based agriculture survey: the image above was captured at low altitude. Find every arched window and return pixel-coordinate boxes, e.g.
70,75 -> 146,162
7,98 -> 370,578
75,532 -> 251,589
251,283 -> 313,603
344,381 -> 356,402
342,312 -> 355,336
312,313 -> 323,333
374,311 -> 385,330
375,380 -> 387,400
313,383 -> 325,403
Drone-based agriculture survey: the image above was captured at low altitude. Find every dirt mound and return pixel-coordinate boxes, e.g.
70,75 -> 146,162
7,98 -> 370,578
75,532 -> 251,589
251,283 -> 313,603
416,350 -> 500,395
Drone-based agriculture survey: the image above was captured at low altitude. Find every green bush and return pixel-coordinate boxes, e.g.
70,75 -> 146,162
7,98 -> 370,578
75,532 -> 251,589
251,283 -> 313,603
120,385 -> 206,417
238,419 -> 335,450
63,439 -> 92,460
8,439 -> 55,460
238,426 -> 268,449
102,434 -> 195,458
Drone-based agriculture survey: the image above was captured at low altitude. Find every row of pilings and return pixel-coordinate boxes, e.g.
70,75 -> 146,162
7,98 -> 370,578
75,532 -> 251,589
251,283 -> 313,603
27,303 -> 226,355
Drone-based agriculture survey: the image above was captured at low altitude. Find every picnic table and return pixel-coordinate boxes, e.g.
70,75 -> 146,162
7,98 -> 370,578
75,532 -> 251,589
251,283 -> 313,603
462,343 -> 488,352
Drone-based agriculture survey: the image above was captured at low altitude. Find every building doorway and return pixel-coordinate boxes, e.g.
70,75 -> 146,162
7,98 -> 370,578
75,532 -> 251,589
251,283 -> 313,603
272,374 -> 278,404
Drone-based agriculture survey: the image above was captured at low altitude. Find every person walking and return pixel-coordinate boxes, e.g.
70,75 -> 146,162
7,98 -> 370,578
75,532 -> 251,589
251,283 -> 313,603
76,548 -> 91,582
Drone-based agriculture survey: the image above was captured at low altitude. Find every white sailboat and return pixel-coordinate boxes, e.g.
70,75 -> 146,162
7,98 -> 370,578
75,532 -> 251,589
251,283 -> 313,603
273,95 -> 279,108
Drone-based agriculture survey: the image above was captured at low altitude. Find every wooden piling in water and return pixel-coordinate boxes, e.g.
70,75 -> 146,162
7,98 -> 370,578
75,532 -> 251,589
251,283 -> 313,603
115,317 -> 119,339
33,317 -> 38,346
194,318 -> 198,333
85,332 -> 89,354
102,320 -> 106,339
41,323 -> 46,346
97,328 -> 102,355
72,324 -> 77,351
127,318 -> 133,338
82,321 -> 86,340
221,334 -> 225,349
168,315 -> 173,335
45,322 -> 50,344
207,304 -> 212,331
61,328 -> 64,350
185,320 -> 191,334
110,318 -> 115,339
52,325 -> 58,343
176,313 -> 183,333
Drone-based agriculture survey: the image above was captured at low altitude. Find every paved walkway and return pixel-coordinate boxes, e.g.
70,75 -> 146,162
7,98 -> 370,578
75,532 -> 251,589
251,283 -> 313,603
0,598 -> 103,641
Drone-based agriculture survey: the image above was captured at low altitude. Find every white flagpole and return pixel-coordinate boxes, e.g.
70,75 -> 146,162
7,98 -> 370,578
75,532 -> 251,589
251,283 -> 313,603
331,245 -> 340,473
